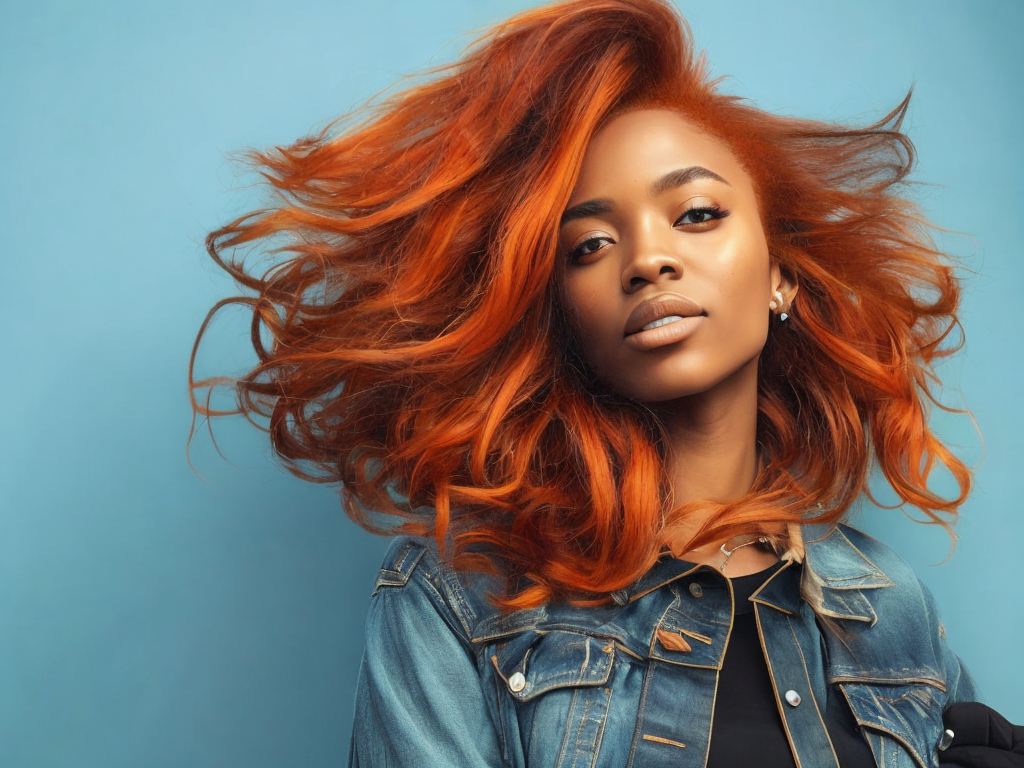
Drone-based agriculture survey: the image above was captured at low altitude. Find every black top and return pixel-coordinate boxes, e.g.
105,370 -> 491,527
705,562 -> 876,768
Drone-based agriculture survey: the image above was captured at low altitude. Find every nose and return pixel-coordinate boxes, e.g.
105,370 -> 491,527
620,232 -> 683,293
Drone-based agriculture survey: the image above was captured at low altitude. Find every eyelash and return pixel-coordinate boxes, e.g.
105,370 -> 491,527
674,204 -> 729,227
566,205 -> 730,263
567,236 -> 614,263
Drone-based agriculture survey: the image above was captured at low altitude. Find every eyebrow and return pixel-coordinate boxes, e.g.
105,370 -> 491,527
559,165 -> 730,227
649,165 -> 730,196
560,199 -> 613,226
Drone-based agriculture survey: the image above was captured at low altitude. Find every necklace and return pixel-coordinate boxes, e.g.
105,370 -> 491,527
718,536 -> 771,573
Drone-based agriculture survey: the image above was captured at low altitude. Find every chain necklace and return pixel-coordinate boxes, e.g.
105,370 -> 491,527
718,536 -> 772,573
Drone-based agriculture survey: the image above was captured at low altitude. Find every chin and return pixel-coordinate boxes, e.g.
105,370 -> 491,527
597,375 -> 715,405
594,355 -> 762,407
629,383 -> 713,404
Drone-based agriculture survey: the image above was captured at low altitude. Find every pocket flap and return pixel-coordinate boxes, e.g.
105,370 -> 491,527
492,630 -> 615,702
841,681 -> 946,768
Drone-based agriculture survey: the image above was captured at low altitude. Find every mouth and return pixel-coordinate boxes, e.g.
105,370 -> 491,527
624,295 -> 705,337
623,295 -> 706,351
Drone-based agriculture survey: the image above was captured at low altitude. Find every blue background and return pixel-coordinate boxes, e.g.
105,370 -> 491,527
1,0 -> 1021,765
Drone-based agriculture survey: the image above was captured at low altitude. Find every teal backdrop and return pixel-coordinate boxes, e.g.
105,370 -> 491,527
1,0 -> 1021,765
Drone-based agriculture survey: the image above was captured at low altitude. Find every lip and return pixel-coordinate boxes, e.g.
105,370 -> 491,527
623,294 -> 706,351
624,294 -> 705,336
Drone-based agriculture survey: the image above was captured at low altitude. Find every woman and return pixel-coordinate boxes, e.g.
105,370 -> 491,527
193,0 -> 1022,765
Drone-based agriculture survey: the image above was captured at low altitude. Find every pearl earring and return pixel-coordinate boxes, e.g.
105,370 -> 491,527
769,290 -> 784,311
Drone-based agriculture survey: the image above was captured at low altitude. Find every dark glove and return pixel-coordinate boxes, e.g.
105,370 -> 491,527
939,702 -> 1024,767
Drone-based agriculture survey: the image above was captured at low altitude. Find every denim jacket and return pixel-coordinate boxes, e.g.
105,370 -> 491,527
348,524 -> 975,768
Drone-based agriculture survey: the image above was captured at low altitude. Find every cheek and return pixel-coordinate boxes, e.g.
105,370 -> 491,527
727,238 -> 772,303
562,275 -> 603,329
570,305 -> 610,359
711,243 -> 773,340
560,283 -> 616,368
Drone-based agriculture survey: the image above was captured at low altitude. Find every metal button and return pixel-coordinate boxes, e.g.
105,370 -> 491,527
938,729 -> 954,751
508,671 -> 526,693
611,589 -> 629,606
688,583 -> 703,598
784,689 -> 801,707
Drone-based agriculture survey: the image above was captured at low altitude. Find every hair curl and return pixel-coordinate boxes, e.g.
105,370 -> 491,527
192,0 -> 970,608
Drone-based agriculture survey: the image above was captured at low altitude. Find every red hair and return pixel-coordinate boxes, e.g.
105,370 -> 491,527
192,0 -> 969,608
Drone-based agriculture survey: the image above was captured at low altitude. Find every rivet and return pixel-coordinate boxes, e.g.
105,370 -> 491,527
784,689 -> 801,707
508,671 -> 526,693
688,583 -> 703,599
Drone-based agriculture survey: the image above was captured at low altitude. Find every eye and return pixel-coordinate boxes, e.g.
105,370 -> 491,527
674,205 -> 729,228
567,235 -> 614,264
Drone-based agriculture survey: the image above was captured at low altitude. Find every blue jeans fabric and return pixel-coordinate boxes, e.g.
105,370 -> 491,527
348,524 -> 975,768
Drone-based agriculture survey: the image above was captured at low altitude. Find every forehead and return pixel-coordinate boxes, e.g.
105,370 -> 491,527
569,109 -> 752,200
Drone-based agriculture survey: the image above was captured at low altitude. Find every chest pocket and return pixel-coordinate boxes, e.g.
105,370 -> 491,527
841,681 -> 946,768
491,630 -> 616,768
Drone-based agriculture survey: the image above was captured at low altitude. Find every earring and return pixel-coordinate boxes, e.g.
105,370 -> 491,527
770,290 -> 790,321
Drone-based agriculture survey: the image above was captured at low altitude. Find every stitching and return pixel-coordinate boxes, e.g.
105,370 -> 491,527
784,613 -> 840,767
553,688 -> 580,768
585,687 -> 612,768
625,662 -> 656,768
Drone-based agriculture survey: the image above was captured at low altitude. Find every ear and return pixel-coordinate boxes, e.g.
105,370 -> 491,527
770,262 -> 798,312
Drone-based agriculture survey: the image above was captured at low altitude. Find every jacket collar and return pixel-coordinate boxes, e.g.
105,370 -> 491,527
618,523 -> 894,625
467,523 -> 896,641
792,523 -> 894,625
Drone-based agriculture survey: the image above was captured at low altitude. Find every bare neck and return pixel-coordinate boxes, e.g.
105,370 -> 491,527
652,361 -> 760,538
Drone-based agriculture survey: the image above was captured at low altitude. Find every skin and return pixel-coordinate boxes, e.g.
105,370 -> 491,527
559,109 -> 795,574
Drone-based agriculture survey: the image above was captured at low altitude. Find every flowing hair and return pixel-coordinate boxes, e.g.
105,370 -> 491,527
192,0 -> 970,608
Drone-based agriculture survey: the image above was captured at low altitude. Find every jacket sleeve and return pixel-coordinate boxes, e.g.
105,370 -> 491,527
942,640 -> 978,708
348,540 -> 505,768
921,578 -> 978,707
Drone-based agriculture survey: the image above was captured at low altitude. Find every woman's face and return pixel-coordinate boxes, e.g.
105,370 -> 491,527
559,109 -> 784,404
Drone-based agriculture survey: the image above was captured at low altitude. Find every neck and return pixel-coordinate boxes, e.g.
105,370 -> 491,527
653,360 -> 761,548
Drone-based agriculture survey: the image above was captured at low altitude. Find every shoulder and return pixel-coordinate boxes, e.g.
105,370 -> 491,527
800,523 -> 945,660
353,538 -> 511,765
802,523 -> 975,690
802,522 -> 924,603
370,535 -> 525,643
